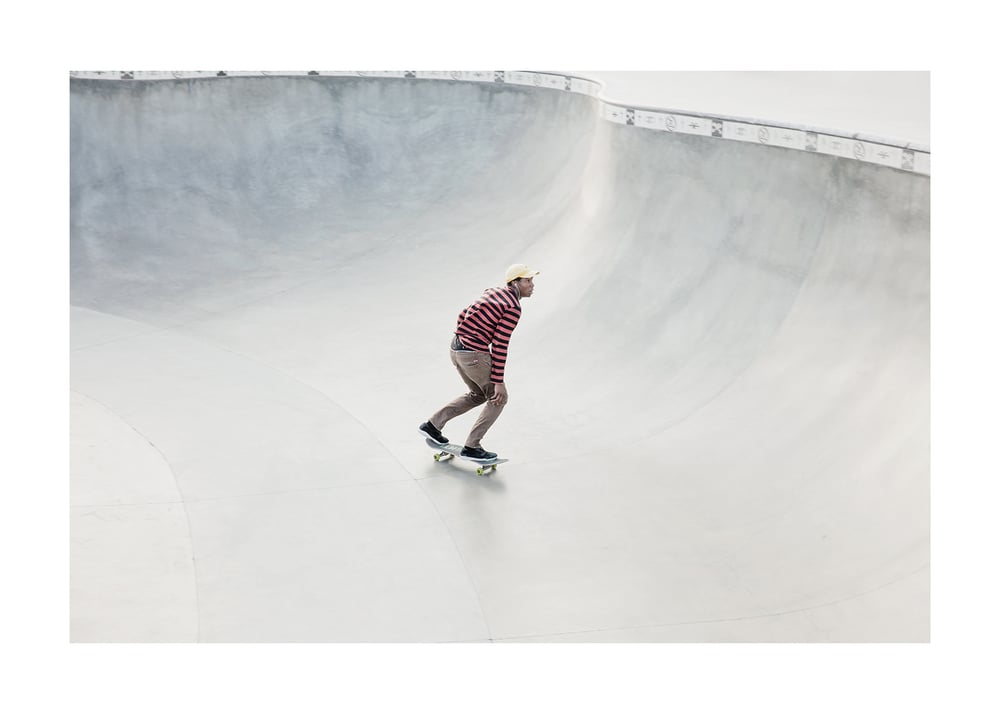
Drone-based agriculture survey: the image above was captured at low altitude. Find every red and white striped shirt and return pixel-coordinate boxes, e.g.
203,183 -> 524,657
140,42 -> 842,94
454,285 -> 522,384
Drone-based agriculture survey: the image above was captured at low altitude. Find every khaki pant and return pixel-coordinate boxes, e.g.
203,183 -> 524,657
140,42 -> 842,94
428,348 -> 505,449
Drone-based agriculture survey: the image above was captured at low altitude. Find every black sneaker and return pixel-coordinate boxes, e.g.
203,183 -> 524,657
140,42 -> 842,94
419,421 -> 448,445
461,446 -> 497,462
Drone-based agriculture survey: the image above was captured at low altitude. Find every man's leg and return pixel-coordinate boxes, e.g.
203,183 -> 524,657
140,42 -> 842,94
428,350 -> 490,431
465,395 -> 504,449
454,353 -> 505,449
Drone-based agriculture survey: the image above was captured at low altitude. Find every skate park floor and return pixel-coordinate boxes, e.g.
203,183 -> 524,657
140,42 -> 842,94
67,72 -> 931,647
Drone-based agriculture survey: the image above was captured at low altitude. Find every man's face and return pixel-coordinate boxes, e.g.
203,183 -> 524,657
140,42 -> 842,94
517,277 -> 535,298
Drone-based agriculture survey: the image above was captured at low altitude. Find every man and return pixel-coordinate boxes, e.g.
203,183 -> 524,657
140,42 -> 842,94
419,264 -> 540,461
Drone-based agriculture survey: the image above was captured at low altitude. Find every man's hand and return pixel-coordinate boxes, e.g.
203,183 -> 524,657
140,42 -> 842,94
490,383 -> 508,406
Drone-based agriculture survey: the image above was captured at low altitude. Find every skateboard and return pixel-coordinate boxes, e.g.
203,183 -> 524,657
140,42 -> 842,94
424,438 -> 509,475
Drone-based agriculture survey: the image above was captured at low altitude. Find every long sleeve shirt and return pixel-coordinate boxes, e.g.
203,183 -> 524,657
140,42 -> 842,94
454,285 -> 522,384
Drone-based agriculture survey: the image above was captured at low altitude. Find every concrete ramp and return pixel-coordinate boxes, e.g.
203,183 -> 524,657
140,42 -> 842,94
70,75 -> 929,642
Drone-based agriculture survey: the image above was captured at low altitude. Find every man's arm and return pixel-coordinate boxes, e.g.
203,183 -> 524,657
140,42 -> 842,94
489,306 -> 521,385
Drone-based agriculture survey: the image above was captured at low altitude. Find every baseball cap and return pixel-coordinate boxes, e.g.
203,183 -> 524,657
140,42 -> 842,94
505,263 -> 541,283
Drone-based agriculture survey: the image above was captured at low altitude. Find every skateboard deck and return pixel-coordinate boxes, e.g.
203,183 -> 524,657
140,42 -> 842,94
424,438 -> 509,475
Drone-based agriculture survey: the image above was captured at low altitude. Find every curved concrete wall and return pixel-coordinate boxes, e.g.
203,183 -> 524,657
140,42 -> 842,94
70,74 -> 929,642
71,71 -> 930,173
71,76 -> 599,315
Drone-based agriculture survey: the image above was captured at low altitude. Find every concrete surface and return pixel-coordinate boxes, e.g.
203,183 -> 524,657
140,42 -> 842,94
70,75 -> 929,642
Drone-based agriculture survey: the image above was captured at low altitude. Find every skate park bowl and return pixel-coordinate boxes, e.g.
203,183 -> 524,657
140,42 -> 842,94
70,72 -> 929,642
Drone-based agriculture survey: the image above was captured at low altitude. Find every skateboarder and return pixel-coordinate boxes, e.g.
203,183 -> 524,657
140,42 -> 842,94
419,264 -> 539,461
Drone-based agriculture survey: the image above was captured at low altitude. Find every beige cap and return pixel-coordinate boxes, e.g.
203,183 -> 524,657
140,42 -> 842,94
505,263 -> 541,283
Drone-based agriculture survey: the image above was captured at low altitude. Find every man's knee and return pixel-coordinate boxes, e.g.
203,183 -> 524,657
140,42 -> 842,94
468,390 -> 487,405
